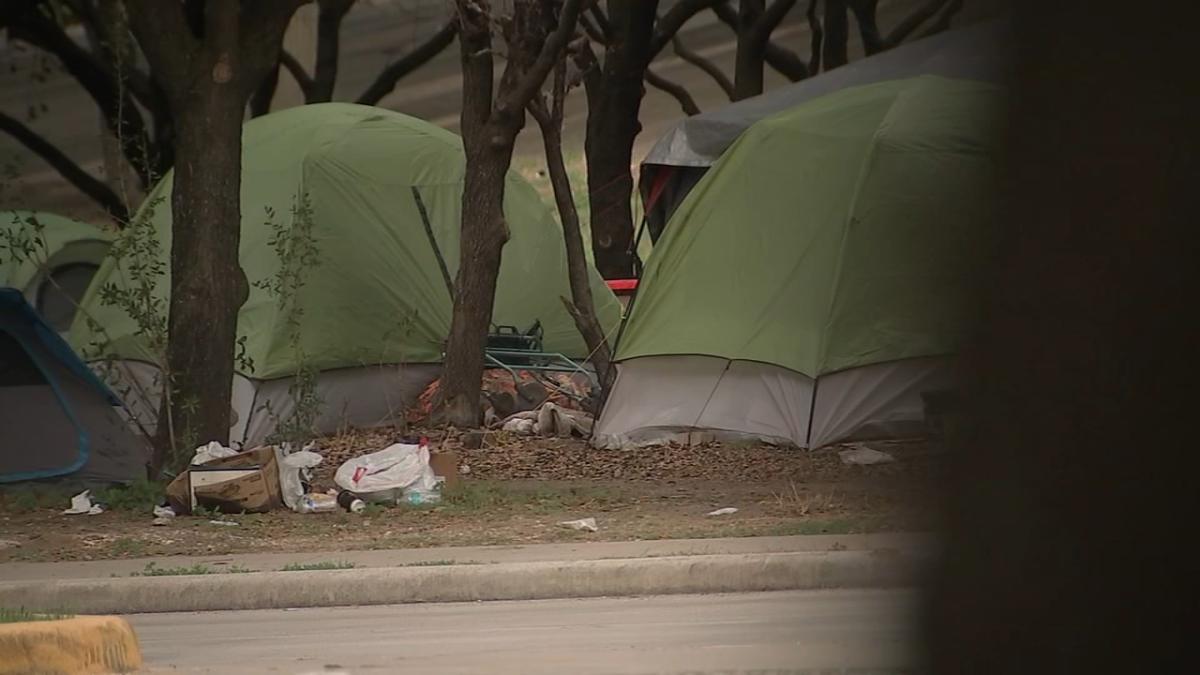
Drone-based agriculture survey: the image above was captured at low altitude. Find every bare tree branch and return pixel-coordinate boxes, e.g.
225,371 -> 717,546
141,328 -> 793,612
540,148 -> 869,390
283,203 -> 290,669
587,2 -> 614,42
884,0 -> 952,46
917,0 -> 965,39
356,21 -> 458,105
279,49 -> 316,99
13,5 -> 158,187
822,0 -> 849,69
712,1 -> 807,82
645,68 -> 701,115
579,10 -> 609,44
0,111 -> 129,222
250,58 -> 281,117
673,34 -> 734,98
849,0 -> 886,55
498,0 -> 584,117
751,0 -> 798,44
806,0 -> 822,74
311,0 -> 357,102
651,0 -> 721,55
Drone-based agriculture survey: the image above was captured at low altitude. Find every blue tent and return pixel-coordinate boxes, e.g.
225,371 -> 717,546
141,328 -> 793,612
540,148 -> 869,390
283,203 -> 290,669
1,288 -> 149,484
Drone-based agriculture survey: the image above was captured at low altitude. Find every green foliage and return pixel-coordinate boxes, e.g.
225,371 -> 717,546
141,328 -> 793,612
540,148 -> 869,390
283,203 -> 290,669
95,478 -> 164,513
0,484 -> 74,513
441,481 -> 618,513
130,562 -> 255,577
254,194 -> 324,447
0,212 -> 49,267
97,197 -> 169,359
280,560 -> 356,572
0,608 -> 72,623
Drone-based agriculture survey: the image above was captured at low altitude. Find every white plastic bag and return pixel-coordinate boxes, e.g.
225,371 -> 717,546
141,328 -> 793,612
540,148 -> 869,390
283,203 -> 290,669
276,449 -> 325,510
838,444 -> 895,466
334,442 -> 436,500
191,441 -> 238,466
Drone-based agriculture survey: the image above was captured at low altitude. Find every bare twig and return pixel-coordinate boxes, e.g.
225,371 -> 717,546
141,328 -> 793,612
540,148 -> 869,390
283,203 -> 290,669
0,111 -> 129,222
357,21 -> 458,105
645,69 -> 701,115
279,49 -> 315,99
672,35 -> 734,98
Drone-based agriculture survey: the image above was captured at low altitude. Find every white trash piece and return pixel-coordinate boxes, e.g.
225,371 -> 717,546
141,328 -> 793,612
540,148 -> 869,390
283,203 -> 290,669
153,505 -> 175,518
838,444 -> 896,466
191,441 -> 238,466
706,507 -> 739,516
295,493 -> 338,514
208,519 -> 239,527
558,517 -> 598,532
334,441 -> 437,503
63,490 -> 103,515
276,448 -> 325,511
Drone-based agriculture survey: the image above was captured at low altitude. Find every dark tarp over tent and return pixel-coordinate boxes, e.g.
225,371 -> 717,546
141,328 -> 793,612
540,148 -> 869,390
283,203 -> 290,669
636,20 -> 1010,244
1,288 -> 149,485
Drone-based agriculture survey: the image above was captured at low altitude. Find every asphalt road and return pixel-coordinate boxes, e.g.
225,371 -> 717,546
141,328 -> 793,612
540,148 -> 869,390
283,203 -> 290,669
0,0 -> 979,220
129,589 -> 922,674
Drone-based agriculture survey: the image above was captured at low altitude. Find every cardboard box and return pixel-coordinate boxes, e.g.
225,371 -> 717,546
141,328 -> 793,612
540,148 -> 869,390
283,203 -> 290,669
166,446 -> 283,514
429,450 -> 460,488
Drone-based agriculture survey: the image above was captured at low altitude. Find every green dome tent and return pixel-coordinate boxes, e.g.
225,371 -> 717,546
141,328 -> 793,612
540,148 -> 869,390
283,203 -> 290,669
595,75 -> 1003,449
2,211 -> 113,333
72,103 -> 621,445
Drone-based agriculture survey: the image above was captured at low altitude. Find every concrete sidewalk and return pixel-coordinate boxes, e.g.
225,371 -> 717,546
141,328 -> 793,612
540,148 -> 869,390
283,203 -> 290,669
0,532 -> 932,582
0,534 -> 935,615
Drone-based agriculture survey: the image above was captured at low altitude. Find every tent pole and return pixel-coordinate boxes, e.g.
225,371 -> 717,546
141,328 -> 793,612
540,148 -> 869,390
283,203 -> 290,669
411,187 -> 454,301
805,377 -> 819,448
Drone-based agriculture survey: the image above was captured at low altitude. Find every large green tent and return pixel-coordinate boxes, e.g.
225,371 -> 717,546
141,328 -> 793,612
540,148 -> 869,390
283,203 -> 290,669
596,75 -> 1003,449
1,211 -> 112,333
72,103 -> 621,445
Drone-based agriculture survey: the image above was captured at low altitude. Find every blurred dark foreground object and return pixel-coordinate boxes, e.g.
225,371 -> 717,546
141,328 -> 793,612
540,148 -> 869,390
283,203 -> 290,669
923,2 -> 1199,673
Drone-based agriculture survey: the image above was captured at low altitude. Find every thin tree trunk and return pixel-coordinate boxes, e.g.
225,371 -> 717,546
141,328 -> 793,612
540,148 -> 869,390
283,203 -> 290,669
823,0 -> 850,70
441,145 -> 511,427
584,0 -> 658,280
154,93 -> 248,468
733,0 -> 766,100
530,65 -> 614,400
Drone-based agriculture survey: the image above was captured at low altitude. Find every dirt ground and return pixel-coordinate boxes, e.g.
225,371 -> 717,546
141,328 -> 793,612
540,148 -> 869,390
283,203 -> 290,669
0,433 -> 945,564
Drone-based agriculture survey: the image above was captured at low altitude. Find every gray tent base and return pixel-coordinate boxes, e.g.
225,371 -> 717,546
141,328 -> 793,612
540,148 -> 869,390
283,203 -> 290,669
593,354 -> 955,450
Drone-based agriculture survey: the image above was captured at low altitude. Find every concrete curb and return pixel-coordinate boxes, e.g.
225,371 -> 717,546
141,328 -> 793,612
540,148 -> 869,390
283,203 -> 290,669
0,616 -> 142,674
0,550 -> 928,615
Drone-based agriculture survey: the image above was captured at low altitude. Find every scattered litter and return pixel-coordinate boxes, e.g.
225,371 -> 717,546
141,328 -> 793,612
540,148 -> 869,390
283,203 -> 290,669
191,441 -> 239,466
208,519 -> 239,527
295,493 -> 338,514
151,504 -> 176,526
497,402 -> 593,438
838,444 -> 895,466
706,507 -> 739,516
460,464 -> 471,475
62,490 -> 103,515
277,448 -> 325,511
558,517 -> 598,532
334,440 -> 439,505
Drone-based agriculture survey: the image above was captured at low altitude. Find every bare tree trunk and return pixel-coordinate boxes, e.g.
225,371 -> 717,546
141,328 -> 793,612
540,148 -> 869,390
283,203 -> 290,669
442,145 -> 510,426
127,0 -> 301,472
733,0 -> 797,100
530,62 -> 615,400
441,0 -> 583,427
583,0 -> 659,280
155,96 -> 248,466
822,0 -> 850,70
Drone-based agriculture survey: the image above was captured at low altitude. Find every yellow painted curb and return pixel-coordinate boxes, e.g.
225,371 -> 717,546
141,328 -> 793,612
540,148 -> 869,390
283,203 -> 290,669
0,616 -> 142,674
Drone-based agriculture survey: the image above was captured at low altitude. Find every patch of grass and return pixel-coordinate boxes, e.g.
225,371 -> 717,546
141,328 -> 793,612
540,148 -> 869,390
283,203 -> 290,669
96,478 -> 165,513
130,562 -> 256,577
0,608 -> 72,623
770,482 -> 844,517
442,482 -> 619,513
109,537 -> 147,557
0,484 -> 74,513
400,559 -> 481,567
281,560 -> 356,572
